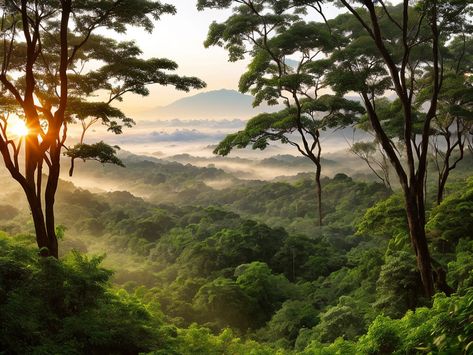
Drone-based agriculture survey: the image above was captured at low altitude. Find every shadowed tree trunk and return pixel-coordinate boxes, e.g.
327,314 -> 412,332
404,191 -> 434,297
314,163 -> 323,227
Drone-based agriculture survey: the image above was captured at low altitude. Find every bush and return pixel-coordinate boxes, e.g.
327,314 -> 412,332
0,234 -> 173,354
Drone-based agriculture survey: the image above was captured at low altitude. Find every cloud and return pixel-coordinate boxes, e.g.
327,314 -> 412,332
148,129 -> 226,142
87,119 -> 247,146
81,118 -> 366,161
107,128 -> 227,144
136,118 -> 246,130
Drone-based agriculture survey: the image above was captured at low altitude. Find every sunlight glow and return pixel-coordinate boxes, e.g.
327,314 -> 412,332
9,119 -> 29,137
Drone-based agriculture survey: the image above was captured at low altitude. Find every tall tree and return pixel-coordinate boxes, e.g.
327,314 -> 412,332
203,0 -> 472,297
0,0 -> 205,257
200,1 -> 364,226
324,1 -> 472,297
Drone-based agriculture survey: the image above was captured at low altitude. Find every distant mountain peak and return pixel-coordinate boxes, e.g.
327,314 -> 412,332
140,88 -> 281,120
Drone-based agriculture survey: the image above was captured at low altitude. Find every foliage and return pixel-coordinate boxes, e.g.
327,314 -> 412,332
448,240 -> 473,293
0,234 -> 173,354
262,300 -> 319,345
427,178 -> 473,253
1,151 -> 472,352
356,194 -> 408,243
193,277 -> 254,330
236,261 -> 298,325
374,251 -> 424,318
173,325 -> 281,355
298,291 -> 473,354
312,296 -> 367,343
65,142 -> 125,167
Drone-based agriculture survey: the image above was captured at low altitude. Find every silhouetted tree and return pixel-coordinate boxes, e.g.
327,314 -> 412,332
0,0 -> 205,257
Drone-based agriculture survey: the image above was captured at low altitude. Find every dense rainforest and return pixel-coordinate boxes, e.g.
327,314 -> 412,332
0,153 -> 472,353
0,0 -> 472,354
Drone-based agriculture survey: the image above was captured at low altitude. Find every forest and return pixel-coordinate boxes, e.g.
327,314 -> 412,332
0,0 -> 472,354
1,153 -> 472,353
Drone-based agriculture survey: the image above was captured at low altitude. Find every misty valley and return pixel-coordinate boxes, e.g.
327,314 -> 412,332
1,148 -> 472,354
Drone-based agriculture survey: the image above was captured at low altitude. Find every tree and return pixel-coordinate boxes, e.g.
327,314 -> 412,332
469,130 -> 473,156
423,35 -> 473,204
374,251 -> 424,319
0,234 -> 173,354
324,1 -> 472,297
351,93 -> 429,191
0,0 -> 205,257
200,1 -> 365,226
193,277 -> 254,331
349,141 -> 391,189
235,261 -> 296,326
426,178 -> 473,254
313,296 -> 367,343
272,234 -> 344,282
196,0 -> 472,296
264,299 -> 318,345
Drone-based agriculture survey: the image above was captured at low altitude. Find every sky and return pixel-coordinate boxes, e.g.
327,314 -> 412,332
112,1 -> 342,116
113,1 -> 248,114
78,2 -> 354,160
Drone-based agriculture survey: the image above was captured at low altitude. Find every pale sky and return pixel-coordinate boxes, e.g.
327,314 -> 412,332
114,1 -> 247,114
113,1 -> 342,116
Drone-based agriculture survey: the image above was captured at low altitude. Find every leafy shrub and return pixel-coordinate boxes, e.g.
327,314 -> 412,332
0,234 -> 173,354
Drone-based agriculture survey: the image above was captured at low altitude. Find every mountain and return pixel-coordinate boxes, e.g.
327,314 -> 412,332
140,89 -> 281,120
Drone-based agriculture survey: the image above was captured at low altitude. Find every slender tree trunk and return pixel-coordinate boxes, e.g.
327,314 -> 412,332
45,197 -> 59,259
45,144 -> 61,259
38,0 -> 71,259
291,249 -> 296,282
382,154 -> 392,191
315,165 -> 323,227
437,171 -> 448,205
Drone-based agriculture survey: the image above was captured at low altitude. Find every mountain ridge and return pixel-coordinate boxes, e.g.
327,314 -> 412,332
140,89 -> 281,120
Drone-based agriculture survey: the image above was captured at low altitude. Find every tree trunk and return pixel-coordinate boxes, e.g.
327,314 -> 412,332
23,186 -> 58,258
437,171 -> 448,206
404,191 -> 435,298
315,166 -> 323,227
364,95 -> 436,297
381,154 -> 392,191
45,145 -> 61,259
339,0 -> 443,299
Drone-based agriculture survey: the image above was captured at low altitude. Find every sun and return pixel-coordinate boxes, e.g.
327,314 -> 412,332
9,119 -> 29,137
